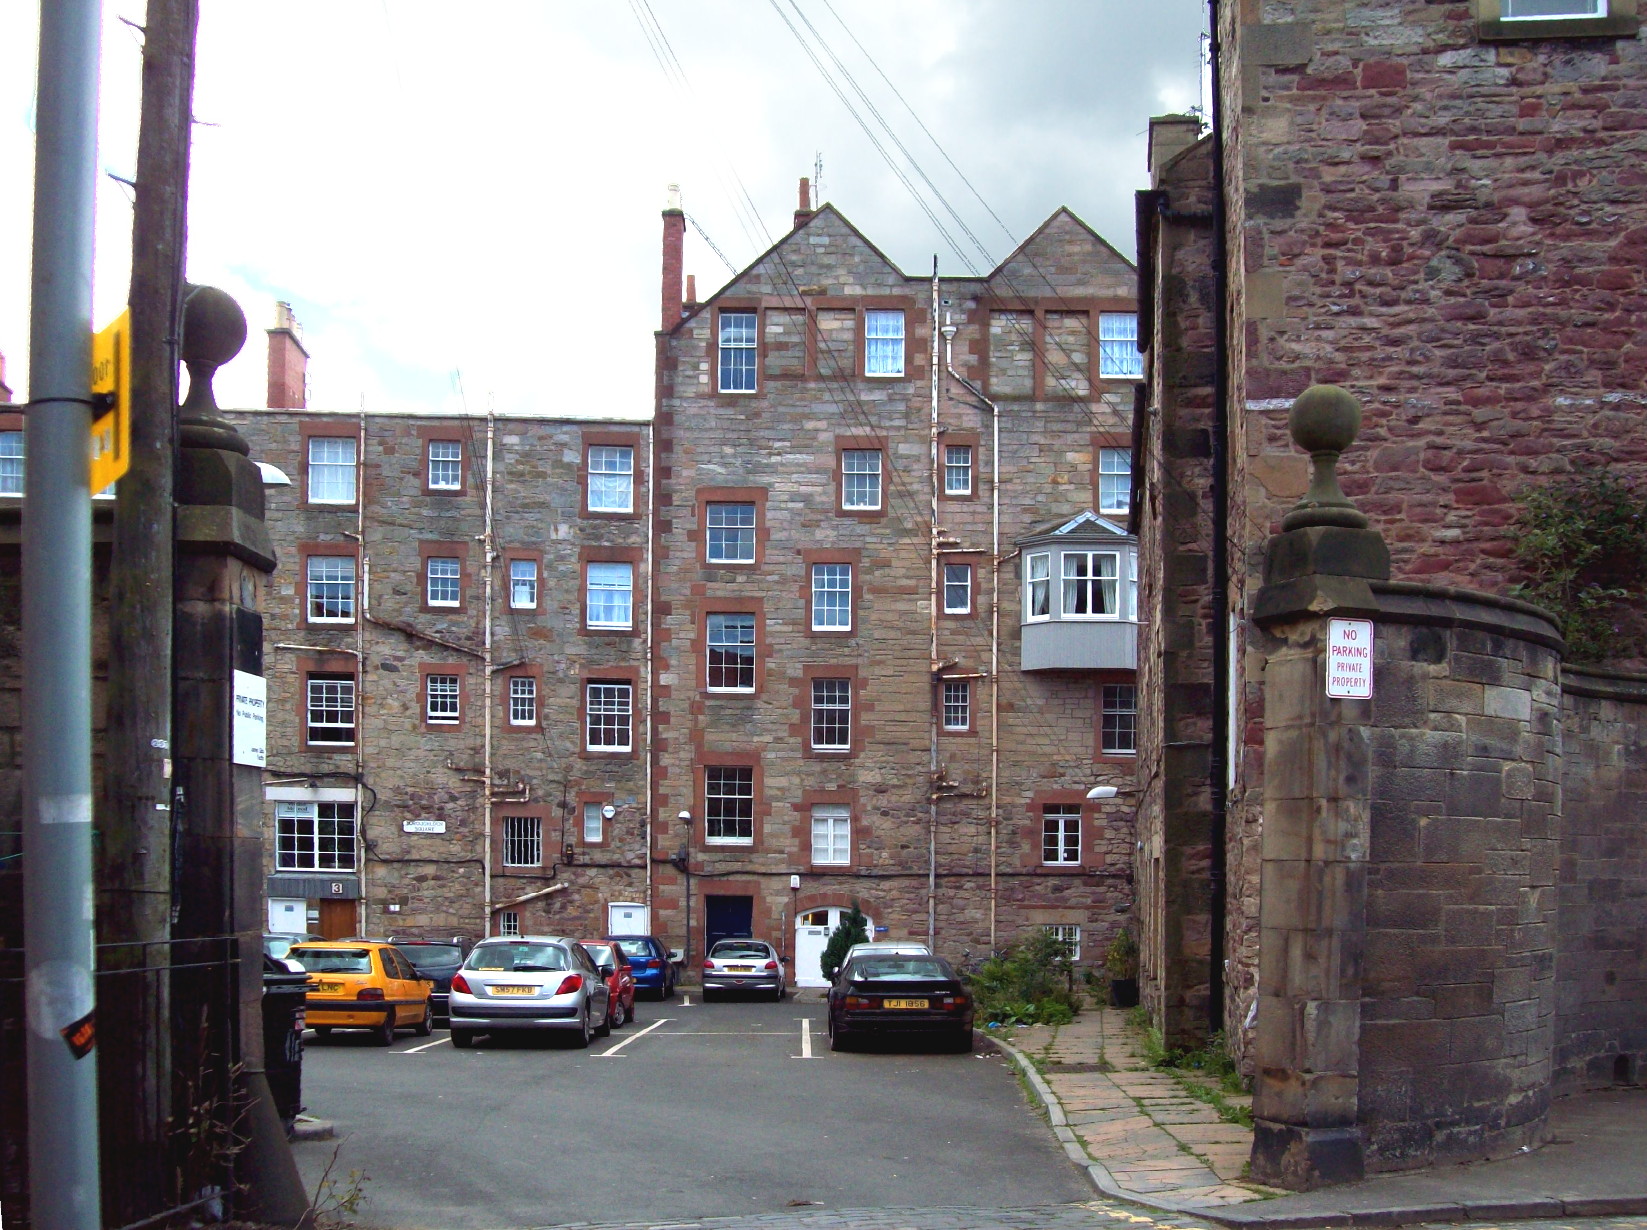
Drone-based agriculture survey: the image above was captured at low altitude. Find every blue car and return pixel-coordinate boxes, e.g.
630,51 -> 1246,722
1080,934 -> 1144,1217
608,935 -> 677,1000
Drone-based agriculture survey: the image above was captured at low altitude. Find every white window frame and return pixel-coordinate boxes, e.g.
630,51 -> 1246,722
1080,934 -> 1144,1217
0,431 -> 22,496
811,563 -> 853,632
810,678 -> 852,752
1102,683 -> 1138,755
1042,806 -> 1081,866
305,555 -> 356,623
425,673 -> 460,724
942,680 -> 971,731
1026,552 -> 1052,622
1098,312 -> 1142,380
944,443 -> 973,496
1062,551 -> 1121,620
583,802 -> 605,844
307,436 -> 357,504
1044,924 -> 1082,961
706,613 -> 756,692
305,674 -> 356,746
509,559 -> 539,610
587,445 -> 635,513
704,766 -> 754,846
426,556 -> 461,607
1504,0 -> 1604,15
586,681 -> 634,752
501,814 -> 542,867
705,502 -> 757,564
865,309 -> 905,377
586,561 -> 634,629
274,801 -> 357,872
428,439 -> 462,491
841,449 -> 883,511
508,676 -> 537,726
719,311 -> 757,393
810,804 -> 851,865
1098,447 -> 1131,515
943,563 -> 973,615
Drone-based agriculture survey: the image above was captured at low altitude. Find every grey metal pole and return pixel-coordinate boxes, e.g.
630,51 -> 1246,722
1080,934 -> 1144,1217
24,2 -> 104,1228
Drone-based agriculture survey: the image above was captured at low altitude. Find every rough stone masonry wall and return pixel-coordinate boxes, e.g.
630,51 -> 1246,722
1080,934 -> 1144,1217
1361,586 -> 1563,1171
1555,669 -> 1647,1091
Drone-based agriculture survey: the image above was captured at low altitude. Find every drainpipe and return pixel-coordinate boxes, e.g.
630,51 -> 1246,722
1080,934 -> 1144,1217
644,421 -> 655,922
1208,0 -> 1231,1036
942,322 -> 1001,953
927,260 -> 941,952
481,404 -> 496,937
356,405 -> 368,934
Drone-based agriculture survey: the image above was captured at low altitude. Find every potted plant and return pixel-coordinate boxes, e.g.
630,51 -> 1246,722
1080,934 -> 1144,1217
1105,928 -> 1139,1008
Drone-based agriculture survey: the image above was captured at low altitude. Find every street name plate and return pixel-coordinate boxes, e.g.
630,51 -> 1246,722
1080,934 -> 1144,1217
403,819 -> 447,834
1326,618 -> 1374,699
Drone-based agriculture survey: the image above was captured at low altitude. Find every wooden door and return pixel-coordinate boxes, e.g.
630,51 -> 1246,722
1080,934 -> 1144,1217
317,898 -> 355,939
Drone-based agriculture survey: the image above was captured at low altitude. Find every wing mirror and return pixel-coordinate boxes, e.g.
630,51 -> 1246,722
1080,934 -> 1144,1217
667,948 -> 684,964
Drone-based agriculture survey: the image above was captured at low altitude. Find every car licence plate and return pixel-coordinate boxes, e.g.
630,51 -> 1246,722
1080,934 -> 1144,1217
727,965 -> 753,972
884,998 -> 929,1009
491,985 -> 535,996
317,981 -> 342,994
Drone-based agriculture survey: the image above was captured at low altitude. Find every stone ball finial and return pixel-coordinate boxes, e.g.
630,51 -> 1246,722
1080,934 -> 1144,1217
1282,384 -> 1368,532
179,284 -> 251,456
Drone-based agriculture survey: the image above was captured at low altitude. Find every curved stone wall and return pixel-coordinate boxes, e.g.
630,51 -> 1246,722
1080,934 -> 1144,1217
1361,582 -> 1563,1171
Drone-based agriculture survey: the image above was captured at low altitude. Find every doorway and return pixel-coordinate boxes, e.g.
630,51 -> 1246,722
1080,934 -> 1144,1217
793,906 -> 875,987
704,894 -> 754,949
608,901 -> 650,935
317,898 -> 356,940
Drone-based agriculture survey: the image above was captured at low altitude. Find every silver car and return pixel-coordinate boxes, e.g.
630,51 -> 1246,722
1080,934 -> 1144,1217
701,938 -> 785,1000
447,936 -> 611,1048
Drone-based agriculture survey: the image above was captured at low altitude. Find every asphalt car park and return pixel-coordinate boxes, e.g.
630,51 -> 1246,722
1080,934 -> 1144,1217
291,993 -> 1088,1229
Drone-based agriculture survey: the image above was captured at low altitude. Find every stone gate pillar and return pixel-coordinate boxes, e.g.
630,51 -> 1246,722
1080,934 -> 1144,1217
1248,386 -> 1389,1190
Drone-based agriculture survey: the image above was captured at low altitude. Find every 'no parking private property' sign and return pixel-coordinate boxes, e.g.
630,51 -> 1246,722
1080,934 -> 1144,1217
1327,618 -> 1374,699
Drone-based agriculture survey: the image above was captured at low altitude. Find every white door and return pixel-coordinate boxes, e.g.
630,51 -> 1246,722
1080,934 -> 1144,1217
608,901 -> 649,935
268,898 -> 306,934
794,907 -> 875,987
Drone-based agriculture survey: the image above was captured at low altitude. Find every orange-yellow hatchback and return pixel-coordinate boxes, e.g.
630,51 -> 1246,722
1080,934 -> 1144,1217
289,941 -> 433,1046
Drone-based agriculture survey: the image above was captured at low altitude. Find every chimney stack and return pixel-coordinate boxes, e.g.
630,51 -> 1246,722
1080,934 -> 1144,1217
266,302 -> 309,409
1147,114 -> 1204,185
684,274 -> 698,313
661,184 -> 686,332
794,176 -> 814,229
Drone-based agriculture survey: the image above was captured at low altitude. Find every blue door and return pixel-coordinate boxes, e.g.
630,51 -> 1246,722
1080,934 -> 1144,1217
705,894 -> 754,948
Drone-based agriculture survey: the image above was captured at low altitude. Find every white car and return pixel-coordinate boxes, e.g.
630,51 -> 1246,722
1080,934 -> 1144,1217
701,938 -> 786,1000
447,936 -> 611,1048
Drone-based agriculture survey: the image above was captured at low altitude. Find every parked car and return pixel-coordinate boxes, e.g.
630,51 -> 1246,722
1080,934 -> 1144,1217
701,938 -> 785,1000
826,952 -> 973,1053
579,940 -> 637,1029
448,936 -> 611,1048
608,935 -> 677,1000
287,940 -> 433,1045
263,933 -> 320,962
392,938 -> 470,1025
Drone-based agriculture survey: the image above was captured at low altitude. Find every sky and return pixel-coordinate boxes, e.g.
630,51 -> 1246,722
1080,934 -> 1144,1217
1,2 -> 1207,419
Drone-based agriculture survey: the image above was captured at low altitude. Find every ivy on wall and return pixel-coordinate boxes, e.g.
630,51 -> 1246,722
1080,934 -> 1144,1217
1510,472 -> 1647,664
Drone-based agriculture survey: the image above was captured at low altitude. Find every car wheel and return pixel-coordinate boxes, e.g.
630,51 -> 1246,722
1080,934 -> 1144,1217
373,1015 -> 396,1047
615,996 -> 629,1028
829,1021 -> 852,1052
627,998 -> 639,1026
773,985 -> 786,1002
413,1005 -> 433,1037
662,975 -> 674,1001
950,1028 -> 973,1054
313,1027 -> 332,1040
595,999 -> 613,1038
572,1005 -> 592,1048
450,1029 -> 474,1049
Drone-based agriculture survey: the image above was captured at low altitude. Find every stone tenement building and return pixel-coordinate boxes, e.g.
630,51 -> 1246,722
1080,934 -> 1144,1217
233,188 -> 1146,983
1132,0 -> 1646,1191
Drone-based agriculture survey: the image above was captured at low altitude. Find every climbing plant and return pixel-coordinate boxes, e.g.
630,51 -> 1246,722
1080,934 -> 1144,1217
1510,471 -> 1647,663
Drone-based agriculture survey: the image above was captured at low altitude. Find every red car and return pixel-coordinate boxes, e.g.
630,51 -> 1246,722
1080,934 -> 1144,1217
579,940 -> 637,1029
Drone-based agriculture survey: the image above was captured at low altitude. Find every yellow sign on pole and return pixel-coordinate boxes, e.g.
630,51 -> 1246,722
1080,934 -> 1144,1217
89,309 -> 131,492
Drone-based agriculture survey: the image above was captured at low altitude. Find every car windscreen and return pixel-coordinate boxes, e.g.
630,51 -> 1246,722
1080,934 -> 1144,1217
582,943 -> 615,966
852,957 -> 950,982
710,942 -> 769,959
399,944 -> 461,966
291,948 -> 373,974
614,939 -> 653,958
466,943 -> 569,973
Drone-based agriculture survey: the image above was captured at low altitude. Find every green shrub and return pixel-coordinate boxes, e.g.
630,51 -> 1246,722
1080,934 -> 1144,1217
817,902 -> 869,983
966,929 -> 1083,1027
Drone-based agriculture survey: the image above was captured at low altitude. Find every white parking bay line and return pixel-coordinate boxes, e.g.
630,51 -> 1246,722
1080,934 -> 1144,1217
400,1036 -> 448,1054
794,1017 -> 813,1059
594,1017 -> 670,1057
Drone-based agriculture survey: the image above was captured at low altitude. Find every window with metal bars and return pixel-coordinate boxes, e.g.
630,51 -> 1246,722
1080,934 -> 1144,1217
502,815 -> 542,867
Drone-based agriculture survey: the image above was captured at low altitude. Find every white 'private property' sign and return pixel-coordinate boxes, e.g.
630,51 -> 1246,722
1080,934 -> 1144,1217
231,670 -> 268,767
1326,618 -> 1374,699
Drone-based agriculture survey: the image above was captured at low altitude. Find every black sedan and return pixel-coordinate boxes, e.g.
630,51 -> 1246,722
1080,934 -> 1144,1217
826,953 -> 974,1052
392,938 -> 469,1025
